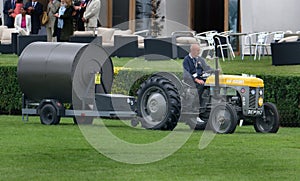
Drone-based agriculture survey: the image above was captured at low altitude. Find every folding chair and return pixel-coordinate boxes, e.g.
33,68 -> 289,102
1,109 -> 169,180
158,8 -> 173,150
253,32 -> 270,60
214,31 -> 235,61
194,30 -> 218,59
242,32 -> 259,60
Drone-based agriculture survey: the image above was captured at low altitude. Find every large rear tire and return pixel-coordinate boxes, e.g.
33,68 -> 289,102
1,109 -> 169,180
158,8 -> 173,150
136,75 -> 181,130
40,104 -> 60,125
208,103 -> 238,134
254,102 -> 280,133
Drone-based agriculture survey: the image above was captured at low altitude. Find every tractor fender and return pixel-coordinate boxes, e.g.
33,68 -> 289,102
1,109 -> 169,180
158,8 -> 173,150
151,72 -> 184,95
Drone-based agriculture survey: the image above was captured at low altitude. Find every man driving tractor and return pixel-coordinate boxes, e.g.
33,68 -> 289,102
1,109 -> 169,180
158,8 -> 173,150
183,44 -> 213,122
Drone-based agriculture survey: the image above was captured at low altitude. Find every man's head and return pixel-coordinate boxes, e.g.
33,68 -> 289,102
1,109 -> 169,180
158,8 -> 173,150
190,44 -> 201,58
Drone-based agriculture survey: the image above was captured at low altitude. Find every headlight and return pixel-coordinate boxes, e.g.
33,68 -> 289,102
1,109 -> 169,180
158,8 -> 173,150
258,97 -> 264,107
240,88 -> 246,94
251,89 -> 256,95
259,90 -> 263,95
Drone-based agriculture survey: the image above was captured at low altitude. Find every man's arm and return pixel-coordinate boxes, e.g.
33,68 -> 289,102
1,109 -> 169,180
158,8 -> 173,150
183,57 -> 204,85
183,57 -> 193,80
200,57 -> 213,72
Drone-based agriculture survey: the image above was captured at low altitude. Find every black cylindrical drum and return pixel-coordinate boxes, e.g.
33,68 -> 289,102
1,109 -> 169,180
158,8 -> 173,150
17,42 -> 113,103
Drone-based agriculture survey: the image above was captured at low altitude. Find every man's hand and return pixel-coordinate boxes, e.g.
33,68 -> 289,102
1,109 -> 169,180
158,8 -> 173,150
195,78 -> 205,85
74,6 -> 81,10
82,17 -> 87,22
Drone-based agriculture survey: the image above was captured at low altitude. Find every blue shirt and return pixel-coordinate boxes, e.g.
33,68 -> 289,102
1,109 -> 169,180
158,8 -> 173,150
57,5 -> 66,29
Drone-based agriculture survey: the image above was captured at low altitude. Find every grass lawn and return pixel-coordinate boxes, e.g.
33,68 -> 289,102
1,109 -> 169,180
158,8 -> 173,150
0,54 -> 299,180
1,54 -> 300,76
0,115 -> 300,180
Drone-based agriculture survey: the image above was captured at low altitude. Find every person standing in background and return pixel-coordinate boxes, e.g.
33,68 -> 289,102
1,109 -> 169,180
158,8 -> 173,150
24,0 -> 43,34
3,0 -> 16,28
53,0 -> 74,42
11,0 -> 23,19
14,7 -> 31,35
81,0 -> 100,32
73,0 -> 89,31
45,0 -> 60,41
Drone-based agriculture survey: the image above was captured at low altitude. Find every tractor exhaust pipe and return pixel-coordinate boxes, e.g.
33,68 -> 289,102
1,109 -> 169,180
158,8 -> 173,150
214,57 -> 220,96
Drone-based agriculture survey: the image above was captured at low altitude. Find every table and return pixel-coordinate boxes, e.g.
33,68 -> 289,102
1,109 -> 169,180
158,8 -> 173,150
271,41 -> 300,65
144,36 -> 177,60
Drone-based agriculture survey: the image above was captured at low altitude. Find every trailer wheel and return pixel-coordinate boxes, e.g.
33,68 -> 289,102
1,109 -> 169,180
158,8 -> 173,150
40,104 -> 60,125
137,75 -> 181,130
208,103 -> 238,134
254,102 -> 280,133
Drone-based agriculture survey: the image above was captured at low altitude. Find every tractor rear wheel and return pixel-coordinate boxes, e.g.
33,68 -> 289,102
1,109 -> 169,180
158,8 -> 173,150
208,103 -> 238,134
136,75 -> 181,130
254,102 -> 280,133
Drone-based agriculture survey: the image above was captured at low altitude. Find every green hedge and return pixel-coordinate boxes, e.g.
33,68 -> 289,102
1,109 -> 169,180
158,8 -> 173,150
1,67 -> 299,126
0,67 -> 22,114
261,75 -> 300,127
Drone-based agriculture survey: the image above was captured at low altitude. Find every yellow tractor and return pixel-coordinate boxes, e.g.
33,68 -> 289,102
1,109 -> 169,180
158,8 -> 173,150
135,60 -> 280,134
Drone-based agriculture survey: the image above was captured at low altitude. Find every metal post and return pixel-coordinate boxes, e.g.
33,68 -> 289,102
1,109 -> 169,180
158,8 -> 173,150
214,57 -> 220,97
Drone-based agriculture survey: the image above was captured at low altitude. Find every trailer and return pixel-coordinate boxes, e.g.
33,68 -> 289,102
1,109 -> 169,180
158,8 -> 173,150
18,42 -> 137,124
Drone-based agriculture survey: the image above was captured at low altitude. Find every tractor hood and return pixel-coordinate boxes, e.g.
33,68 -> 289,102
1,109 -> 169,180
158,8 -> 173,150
206,75 -> 264,88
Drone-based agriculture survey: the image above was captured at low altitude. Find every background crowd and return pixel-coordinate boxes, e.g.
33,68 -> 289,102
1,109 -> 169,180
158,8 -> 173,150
2,0 -> 101,42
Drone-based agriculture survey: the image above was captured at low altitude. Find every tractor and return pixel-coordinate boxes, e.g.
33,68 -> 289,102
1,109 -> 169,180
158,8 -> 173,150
134,60 -> 280,134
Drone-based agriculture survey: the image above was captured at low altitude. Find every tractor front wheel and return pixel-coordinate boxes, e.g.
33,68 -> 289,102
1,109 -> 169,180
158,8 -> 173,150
208,103 -> 238,134
254,102 -> 280,133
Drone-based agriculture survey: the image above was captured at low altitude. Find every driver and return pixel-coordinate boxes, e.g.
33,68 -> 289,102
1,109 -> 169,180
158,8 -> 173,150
183,44 -> 213,108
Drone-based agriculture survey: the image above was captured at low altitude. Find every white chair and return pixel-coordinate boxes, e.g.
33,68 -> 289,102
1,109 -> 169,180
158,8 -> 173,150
214,31 -> 235,61
195,30 -> 218,58
253,32 -> 270,60
270,31 -> 285,42
242,32 -> 270,60
241,32 -> 259,60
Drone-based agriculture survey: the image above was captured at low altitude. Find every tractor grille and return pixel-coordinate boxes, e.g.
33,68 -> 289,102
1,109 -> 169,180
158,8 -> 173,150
249,88 -> 256,108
